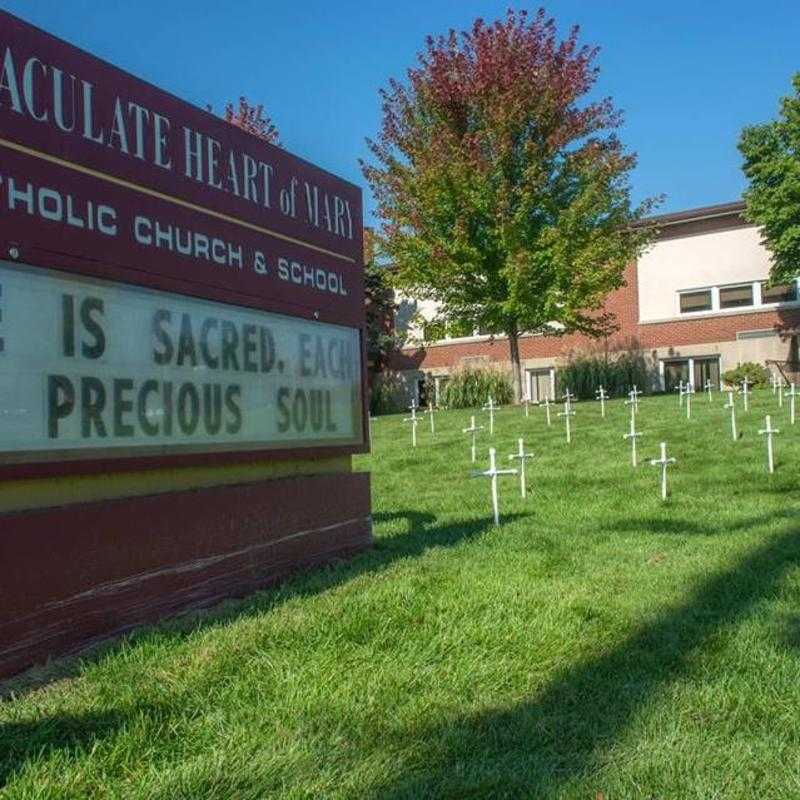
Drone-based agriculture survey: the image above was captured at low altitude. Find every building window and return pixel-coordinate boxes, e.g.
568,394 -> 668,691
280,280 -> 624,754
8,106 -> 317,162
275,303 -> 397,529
719,284 -> 754,309
761,281 -> 797,304
679,290 -> 713,313
661,356 -> 720,392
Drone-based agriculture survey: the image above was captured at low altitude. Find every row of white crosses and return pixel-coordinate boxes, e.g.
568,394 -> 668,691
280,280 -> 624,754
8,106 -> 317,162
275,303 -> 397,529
595,385 -> 608,418
740,377 -> 750,411
402,400 -> 419,447
470,447 -> 518,525
402,399 -> 438,447
680,382 -> 694,419
472,437 -> 536,524
623,403 -> 643,466
540,395 -> 553,426
650,442 -> 677,500
482,395 -> 497,436
462,415 -> 484,463
759,415 -> 780,474
559,389 -> 576,444
465,372 -> 794,523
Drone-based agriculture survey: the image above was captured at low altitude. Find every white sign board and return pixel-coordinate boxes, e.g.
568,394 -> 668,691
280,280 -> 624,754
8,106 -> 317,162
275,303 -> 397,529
0,262 -> 363,462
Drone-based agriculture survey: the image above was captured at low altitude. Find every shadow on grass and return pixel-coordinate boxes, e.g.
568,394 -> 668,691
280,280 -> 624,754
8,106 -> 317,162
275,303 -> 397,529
0,508 -> 524,787
601,508 -> 800,537
366,511 -> 800,799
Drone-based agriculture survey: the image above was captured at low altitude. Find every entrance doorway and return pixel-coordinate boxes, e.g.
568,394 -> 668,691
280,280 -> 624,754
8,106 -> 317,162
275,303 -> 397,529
526,368 -> 554,402
661,356 -> 720,392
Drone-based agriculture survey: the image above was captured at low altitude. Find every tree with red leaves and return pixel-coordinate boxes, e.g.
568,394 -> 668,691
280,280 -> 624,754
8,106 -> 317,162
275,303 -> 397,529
224,97 -> 280,145
363,8 -> 658,401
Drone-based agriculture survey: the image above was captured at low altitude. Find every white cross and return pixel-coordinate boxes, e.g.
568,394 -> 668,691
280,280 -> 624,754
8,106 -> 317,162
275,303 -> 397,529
676,379 -> 685,407
403,404 -> 419,448
470,447 -> 517,525
482,395 -> 497,436
426,401 -> 436,434
681,382 -> 694,420
462,415 -> 484,463
788,382 -> 797,426
649,442 -> 676,501
629,385 -> 643,411
724,391 -> 737,441
521,394 -> 531,418
758,414 -> 780,474
623,406 -> 644,466
778,380 -> 784,409
595,385 -> 608,418
558,406 -> 575,444
562,389 -> 576,412
539,395 -> 553,426
740,377 -> 750,412
704,379 -> 713,402
772,372 -> 779,394
508,437 -> 535,498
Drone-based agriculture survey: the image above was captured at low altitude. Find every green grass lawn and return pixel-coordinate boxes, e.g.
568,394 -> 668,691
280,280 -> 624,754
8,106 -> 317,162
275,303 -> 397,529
3,389 -> 800,798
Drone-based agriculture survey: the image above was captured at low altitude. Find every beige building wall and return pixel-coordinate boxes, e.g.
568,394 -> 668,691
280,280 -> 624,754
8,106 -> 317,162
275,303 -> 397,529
637,227 -> 773,322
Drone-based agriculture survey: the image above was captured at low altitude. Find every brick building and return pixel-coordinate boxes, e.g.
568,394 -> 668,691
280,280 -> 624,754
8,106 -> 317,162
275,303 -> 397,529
389,201 -> 800,405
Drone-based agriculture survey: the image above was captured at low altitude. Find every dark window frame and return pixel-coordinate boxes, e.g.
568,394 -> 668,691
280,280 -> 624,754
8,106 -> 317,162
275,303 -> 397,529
679,290 -> 713,314
761,281 -> 798,305
719,283 -> 754,309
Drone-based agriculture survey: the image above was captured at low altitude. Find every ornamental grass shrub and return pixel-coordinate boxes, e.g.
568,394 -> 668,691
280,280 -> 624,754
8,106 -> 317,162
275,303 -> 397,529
369,372 -> 407,415
722,361 -> 771,389
440,365 -> 513,408
558,343 -> 651,399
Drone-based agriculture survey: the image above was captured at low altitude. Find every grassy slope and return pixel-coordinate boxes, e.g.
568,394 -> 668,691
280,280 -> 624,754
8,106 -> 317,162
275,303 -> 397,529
2,390 -> 800,799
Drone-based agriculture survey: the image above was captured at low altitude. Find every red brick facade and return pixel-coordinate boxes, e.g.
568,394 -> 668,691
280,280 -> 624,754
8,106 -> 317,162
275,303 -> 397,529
390,205 -> 800,377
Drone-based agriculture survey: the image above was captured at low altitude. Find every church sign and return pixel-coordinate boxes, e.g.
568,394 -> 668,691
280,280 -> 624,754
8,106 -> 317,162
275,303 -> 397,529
0,11 -> 371,679
0,10 -> 366,473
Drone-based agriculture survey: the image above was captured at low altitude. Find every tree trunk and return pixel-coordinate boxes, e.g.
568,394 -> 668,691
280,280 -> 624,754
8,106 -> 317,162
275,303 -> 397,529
508,327 -> 523,403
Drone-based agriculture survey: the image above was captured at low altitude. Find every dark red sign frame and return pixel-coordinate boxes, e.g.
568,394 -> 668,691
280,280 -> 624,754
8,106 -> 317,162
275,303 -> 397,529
0,11 -> 369,479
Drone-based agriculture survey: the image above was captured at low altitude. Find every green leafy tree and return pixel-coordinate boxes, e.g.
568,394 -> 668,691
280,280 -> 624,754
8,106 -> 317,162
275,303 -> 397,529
362,8 -> 657,401
739,74 -> 800,284
363,228 -> 398,374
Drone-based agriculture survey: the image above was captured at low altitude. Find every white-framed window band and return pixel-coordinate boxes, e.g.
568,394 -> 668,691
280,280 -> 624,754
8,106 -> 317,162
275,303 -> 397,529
677,279 -> 799,316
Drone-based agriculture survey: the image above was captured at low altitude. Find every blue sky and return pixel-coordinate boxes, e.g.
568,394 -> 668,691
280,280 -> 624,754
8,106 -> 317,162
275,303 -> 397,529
5,1 -> 800,222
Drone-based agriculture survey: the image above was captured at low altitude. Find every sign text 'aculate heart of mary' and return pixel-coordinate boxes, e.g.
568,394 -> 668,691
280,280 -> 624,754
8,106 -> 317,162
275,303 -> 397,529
0,11 -> 366,465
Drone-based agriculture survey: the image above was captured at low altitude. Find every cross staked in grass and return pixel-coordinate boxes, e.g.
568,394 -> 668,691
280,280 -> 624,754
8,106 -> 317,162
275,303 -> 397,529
1,390 -> 799,799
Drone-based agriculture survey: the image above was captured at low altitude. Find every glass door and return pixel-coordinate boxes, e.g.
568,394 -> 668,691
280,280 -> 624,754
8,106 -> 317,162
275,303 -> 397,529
693,357 -> 720,390
527,369 -> 553,402
663,360 -> 690,392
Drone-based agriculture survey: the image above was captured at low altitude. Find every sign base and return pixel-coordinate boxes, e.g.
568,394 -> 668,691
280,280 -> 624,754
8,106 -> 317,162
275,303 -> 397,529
0,471 -> 371,679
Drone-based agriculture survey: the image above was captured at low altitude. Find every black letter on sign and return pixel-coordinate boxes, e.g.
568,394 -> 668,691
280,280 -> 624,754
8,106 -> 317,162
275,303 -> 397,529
176,313 -> 198,367
113,378 -> 135,437
224,384 -> 242,433
80,297 -> 106,359
138,379 -> 160,436
203,383 -> 222,434
259,326 -> 275,372
152,309 -> 173,365
221,321 -> 240,371
47,374 -> 75,438
276,386 -> 291,432
62,294 -> 75,357
177,382 -> 200,434
81,376 -> 107,437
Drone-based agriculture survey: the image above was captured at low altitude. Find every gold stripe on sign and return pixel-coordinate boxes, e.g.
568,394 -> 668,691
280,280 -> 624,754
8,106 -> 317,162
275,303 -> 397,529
0,137 -> 355,264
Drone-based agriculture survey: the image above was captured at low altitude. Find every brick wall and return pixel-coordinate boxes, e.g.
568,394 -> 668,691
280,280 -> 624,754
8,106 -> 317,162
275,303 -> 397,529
391,260 -> 800,373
